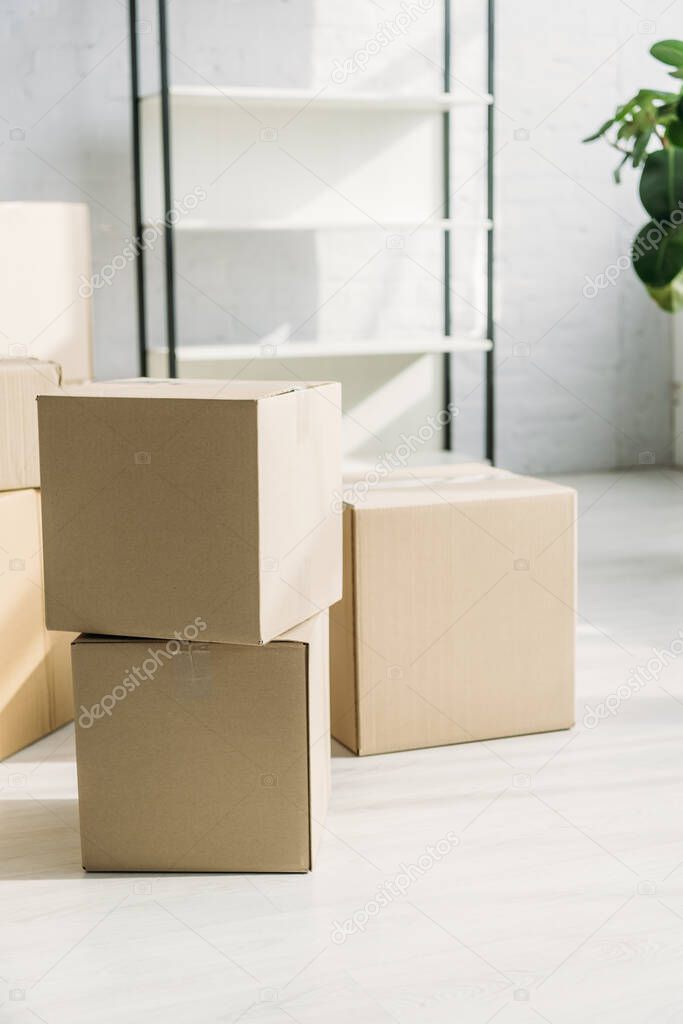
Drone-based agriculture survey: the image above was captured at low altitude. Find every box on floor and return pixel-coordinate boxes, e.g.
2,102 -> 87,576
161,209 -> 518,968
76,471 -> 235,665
0,489 -> 75,760
38,378 -> 342,645
0,358 -> 63,491
0,202 -> 92,382
72,611 -> 330,872
330,464 -> 576,755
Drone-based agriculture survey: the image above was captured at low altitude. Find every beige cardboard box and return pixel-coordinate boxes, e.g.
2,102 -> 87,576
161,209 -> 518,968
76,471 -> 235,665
0,202 -> 92,382
0,358 -> 63,490
0,489 -> 74,760
38,378 -> 342,645
72,611 -> 330,872
330,464 -> 576,755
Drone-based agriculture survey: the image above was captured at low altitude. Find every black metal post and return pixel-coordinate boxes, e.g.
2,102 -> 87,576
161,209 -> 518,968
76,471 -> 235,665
485,0 -> 495,463
442,0 -> 452,451
128,0 -> 147,377
157,0 -> 177,377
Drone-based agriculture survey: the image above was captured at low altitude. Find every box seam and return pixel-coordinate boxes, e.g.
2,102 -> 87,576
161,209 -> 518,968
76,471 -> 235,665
254,399 -> 264,642
351,509 -> 362,755
351,489 -> 578,513
305,643 -> 313,871
35,490 -> 56,730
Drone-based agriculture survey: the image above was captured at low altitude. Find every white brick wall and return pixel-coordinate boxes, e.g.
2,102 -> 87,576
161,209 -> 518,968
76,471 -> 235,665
0,0 -> 674,470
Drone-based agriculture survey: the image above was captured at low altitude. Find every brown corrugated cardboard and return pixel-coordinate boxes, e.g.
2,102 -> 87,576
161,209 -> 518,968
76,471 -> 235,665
330,464 -> 576,755
0,358 -> 63,490
72,611 -> 330,872
0,202 -> 92,382
0,489 -> 75,760
38,378 -> 342,645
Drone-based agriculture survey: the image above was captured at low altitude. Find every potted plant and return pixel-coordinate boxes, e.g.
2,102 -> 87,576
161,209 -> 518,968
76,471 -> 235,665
584,39 -> 683,312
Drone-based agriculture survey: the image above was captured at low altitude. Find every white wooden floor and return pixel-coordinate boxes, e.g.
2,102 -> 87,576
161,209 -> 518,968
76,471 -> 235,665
3,469 -> 683,1023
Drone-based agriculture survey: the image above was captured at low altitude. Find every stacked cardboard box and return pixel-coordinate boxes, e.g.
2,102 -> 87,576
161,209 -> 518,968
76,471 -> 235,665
330,464 -> 576,755
0,359 -> 76,760
38,378 -> 342,872
0,203 -> 92,380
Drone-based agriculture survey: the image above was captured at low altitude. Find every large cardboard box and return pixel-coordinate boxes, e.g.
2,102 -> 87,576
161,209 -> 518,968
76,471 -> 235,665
0,202 -> 92,382
0,358 -> 63,490
0,489 -> 74,760
38,378 -> 342,645
331,464 -> 576,755
72,611 -> 330,872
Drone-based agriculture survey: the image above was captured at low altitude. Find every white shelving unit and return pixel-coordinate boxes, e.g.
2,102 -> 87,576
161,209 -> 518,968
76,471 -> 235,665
128,0 -> 495,456
153,84 -> 492,111
139,87 -> 491,236
147,335 -> 493,377
150,218 -> 493,233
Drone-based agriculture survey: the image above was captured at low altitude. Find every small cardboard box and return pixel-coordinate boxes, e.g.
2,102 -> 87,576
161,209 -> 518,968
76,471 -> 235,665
72,612 -> 330,872
0,202 -> 92,382
0,358 -> 63,491
38,378 -> 342,645
330,464 -> 576,755
0,489 -> 74,760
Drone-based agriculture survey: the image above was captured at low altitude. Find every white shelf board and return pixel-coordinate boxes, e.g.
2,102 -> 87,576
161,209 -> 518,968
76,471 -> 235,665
153,218 -> 493,233
147,338 -> 492,362
141,86 -> 493,112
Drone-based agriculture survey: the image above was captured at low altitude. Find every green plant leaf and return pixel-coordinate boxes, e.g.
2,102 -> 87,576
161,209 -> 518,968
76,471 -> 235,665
635,88 -> 680,103
633,220 -> 683,290
614,153 -> 629,183
667,120 -> 683,146
615,96 -> 640,119
650,39 -> 683,67
645,270 -> 683,312
582,116 -> 616,143
639,148 -> 683,219
633,129 -> 652,167
617,120 -> 636,140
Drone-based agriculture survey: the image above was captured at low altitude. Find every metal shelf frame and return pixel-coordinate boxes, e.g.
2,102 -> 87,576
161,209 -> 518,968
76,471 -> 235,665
127,0 -> 496,461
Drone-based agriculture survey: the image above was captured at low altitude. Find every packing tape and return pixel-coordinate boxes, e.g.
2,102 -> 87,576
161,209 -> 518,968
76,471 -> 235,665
172,642 -> 213,699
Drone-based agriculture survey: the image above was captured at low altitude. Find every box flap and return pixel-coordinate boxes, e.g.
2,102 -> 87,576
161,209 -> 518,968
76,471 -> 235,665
72,634 -> 137,645
0,356 -> 63,377
74,622 -> 317,647
277,613 -> 325,645
342,463 -> 576,509
53,378 -> 335,401
73,622 -> 319,647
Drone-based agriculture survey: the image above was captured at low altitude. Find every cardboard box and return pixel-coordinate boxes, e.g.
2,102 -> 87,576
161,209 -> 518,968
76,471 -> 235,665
38,378 -> 342,645
72,611 -> 330,872
0,489 -> 74,760
0,202 -> 92,382
0,358 -> 63,490
330,464 -> 576,755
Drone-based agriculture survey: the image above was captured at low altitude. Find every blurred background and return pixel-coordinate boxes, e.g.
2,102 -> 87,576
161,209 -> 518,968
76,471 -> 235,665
0,0 -> 676,471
